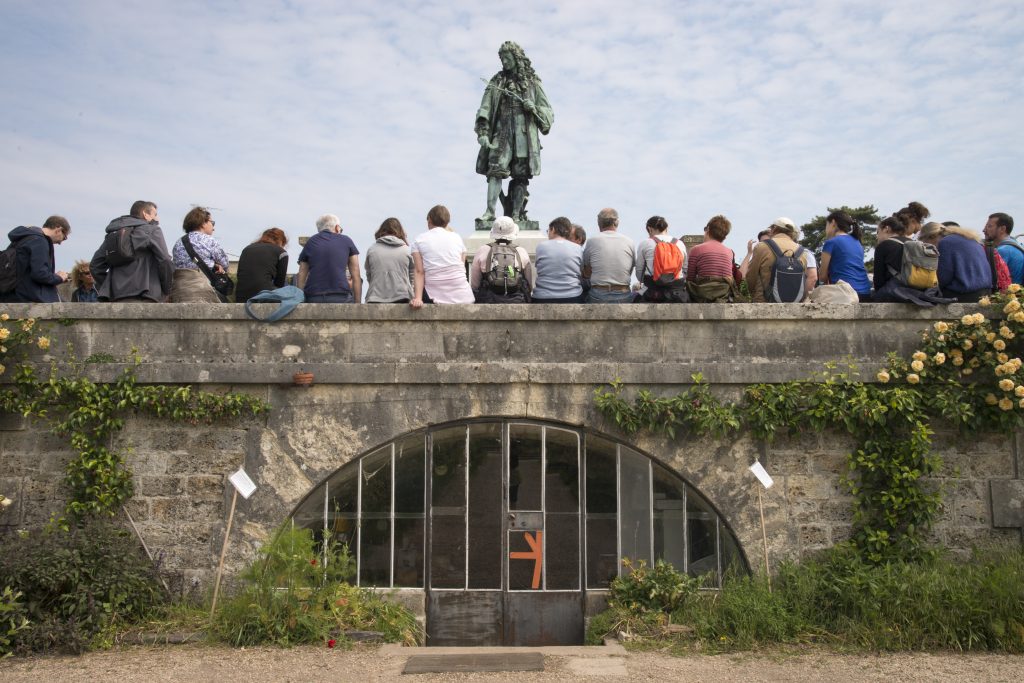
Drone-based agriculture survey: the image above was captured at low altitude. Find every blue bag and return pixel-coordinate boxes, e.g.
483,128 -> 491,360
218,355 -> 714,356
244,285 -> 305,322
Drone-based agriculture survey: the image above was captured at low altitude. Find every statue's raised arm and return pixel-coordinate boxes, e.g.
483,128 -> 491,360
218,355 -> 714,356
475,41 -> 554,228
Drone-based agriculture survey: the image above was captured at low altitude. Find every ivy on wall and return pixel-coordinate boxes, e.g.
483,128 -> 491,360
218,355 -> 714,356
595,288 -> 1024,563
0,314 -> 269,525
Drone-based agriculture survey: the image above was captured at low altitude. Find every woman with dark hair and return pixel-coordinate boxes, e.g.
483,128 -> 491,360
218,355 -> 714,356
532,216 -> 583,303
170,206 -> 230,302
872,215 -> 910,292
820,211 -> 872,300
365,217 -> 414,303
234,228 -> 289,302
895,201 -> 931,236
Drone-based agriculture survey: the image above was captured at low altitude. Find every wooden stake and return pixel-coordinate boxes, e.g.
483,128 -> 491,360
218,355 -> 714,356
210,489 -> 238,619
757,485 -> 771,592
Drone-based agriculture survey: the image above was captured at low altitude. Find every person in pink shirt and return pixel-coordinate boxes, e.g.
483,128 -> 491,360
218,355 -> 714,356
409,205 -> 474,308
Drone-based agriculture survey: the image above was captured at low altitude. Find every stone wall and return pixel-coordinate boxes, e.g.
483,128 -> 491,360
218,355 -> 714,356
1,302 -> 1022,595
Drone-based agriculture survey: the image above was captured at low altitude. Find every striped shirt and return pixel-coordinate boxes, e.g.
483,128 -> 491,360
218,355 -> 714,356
686,240 -> 736,280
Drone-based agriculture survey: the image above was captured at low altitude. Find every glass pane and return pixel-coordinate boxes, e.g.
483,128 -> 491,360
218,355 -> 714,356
719,523 -> 743,582
586,516 -> 618,588
467,423 -> 502,589
359,519 -> 391,586
509,424 -> 542,510
508,530 -> 543,590
619,448 -> 651,570
430,427 -> 467,588
585,437 -> 617,514
546,428 -> 579,514
652,465 -> 687,572
545,514 -> 579,590
432,426 -> 467,508
326,464 -> 359,550
394,518 -> 425,587
361,447 -> 391,515
430,515 -> 465,588
585,436 -> 618,588
687,491 -> 719,581
395,435 -> 425,514
291,489 -> 324,532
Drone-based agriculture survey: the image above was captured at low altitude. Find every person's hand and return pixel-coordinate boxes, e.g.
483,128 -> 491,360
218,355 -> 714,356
214,264 -> 225,274
747,239 -> 755,254
523,98 -> 536,113
409,297 -> 423,310
57,270 -> 69,282
478,134 -> 492,148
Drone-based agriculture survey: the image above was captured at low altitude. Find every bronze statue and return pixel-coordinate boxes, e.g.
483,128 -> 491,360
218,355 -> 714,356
475,41 -> 554,227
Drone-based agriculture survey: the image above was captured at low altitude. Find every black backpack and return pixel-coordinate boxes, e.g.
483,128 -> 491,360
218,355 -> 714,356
765,240 -> 806,302
100,225 -> 137,267
0,242 -> 18,294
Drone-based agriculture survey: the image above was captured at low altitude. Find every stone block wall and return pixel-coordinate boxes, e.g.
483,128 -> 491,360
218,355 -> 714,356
0,302 -> 1021,594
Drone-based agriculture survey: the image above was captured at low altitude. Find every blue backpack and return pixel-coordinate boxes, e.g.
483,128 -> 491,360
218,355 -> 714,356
244,285 -> 305,322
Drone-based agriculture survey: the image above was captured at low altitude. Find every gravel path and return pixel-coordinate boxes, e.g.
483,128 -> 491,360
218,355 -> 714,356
2,644 -> 1023,682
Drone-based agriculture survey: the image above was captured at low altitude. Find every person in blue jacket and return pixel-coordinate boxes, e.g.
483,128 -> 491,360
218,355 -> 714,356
820,210 -> 872,301
3,217 -> 71,302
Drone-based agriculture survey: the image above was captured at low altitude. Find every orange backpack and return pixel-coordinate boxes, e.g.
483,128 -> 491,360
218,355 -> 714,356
649,238 -> 684,284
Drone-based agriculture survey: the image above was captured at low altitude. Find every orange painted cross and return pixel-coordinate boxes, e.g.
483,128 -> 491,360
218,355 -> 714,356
509,530 -> 544,589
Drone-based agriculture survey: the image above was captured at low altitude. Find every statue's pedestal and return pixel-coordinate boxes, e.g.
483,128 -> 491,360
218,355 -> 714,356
465,229 -> 546,261
468,217 -> 545,260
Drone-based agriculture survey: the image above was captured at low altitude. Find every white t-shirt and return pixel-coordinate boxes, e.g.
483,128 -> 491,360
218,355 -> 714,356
635,234 -> 687,290
411,227 -> 466,270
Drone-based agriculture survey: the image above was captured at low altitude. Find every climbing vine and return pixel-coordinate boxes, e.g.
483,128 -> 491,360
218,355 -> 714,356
0,314 -> 269,524
595,287 -> 1024,563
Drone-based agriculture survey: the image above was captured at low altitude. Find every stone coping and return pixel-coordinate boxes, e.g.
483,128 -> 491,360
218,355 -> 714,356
0,301 -> 985,322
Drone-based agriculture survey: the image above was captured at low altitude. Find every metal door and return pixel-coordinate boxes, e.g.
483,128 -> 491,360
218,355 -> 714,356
425,422 -> 584,646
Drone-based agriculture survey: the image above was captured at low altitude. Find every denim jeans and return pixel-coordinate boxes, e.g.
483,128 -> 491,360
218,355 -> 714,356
306,292 -> 355,303
587,288 -> 633,304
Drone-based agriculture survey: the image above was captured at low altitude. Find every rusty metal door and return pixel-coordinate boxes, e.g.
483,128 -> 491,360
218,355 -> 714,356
425,422 -> 584,646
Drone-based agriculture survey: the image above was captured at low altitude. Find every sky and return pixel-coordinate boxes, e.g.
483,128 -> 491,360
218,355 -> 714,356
1,0 -> 1021,271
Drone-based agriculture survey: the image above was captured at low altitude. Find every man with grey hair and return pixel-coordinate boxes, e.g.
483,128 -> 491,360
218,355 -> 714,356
582,208 -> 634,303
297,214 -> 361,303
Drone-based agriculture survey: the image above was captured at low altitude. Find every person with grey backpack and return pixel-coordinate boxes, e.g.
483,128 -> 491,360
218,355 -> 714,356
469,216 -> 535,303
746,217 -> 809,303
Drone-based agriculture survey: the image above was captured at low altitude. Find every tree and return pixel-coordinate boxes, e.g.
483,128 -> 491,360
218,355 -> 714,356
798,205 -> 882,256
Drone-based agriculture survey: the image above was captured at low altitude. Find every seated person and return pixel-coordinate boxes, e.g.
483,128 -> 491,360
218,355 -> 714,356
469,216 -> 535,303
919,222 -> 991,303
820,210 -> 871,301
686,215 -> 739,303
747,217 -> 809,302
532,217 -> 583,304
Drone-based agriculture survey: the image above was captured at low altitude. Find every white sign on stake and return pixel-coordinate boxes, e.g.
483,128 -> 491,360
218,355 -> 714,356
749,461 -> 774,489
228,467 -> 257,499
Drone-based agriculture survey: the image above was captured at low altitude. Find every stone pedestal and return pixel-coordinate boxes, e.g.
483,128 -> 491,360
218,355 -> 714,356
474,217 -> 540,233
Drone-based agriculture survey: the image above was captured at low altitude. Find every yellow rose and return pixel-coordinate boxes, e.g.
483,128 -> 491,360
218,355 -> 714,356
979,296 -> 991,307
907,373 -> 920,384
934,321 -> 949,333
1010,284 -> 1022,293
912,351 -> 927,362
961,314 -> 975,325
987,333 -> 997,342
998,353 -> 1010,364
1013,358 -> 1023,369
986,393 -> 998,405
911,360 -> 924,372
1013,311 -> 1024,323
999,379 -> 1015,392
963,339 -> 974,350
876,370 -> 890,384
970,358 -> 980,367
962,368 -> 973,376
950,348 -> 962,357
21,318 -> 35,331
974,313 -> 986,325
996,365 -> 1006,377
995,339 -> 1007,351
0,363 -> 4,375
934,353 -> 946,365
1019,398 -> 1024,408
1014,385 -> 1024,397
0,328 -> 9,340
999,398 -> 1014,411
36,336 -> 50,350
938,335 -> 946,342
953,357 -> 964,366
1004,300 -> 1021,314
0,313 -> 8,321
